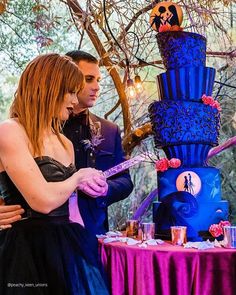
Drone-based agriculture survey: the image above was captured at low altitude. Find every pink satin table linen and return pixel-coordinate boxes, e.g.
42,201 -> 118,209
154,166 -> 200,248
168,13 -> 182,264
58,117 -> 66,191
99,240 -> 236,295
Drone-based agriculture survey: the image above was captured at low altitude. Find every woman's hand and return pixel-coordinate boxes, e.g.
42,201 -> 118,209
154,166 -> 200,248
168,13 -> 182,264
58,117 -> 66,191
0,199 -> 25,229
76,168 -> 108,198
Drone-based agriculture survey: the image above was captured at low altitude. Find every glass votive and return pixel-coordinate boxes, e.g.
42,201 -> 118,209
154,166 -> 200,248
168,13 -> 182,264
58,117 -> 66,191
126,220 -> 139,238
171,226 -> 187,246
141,222 -> 155,241
223,226 -> 236,248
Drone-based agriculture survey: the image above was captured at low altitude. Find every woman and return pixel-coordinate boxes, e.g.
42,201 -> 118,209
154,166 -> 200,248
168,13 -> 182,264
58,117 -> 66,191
0,54 -> 109,294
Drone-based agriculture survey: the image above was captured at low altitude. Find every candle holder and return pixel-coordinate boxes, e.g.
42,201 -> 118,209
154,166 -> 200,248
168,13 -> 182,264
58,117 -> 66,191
126,220 -> 139,238
171,226 -> 187,245
223,226 -> 236,248
141,223 -> 155,241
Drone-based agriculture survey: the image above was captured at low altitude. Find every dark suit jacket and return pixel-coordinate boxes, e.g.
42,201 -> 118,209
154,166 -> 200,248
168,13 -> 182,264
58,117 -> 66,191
63,111 -> 133,235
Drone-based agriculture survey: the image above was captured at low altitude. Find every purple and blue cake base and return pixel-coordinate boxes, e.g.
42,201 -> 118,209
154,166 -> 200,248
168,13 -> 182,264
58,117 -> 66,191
153,167 -> 228,241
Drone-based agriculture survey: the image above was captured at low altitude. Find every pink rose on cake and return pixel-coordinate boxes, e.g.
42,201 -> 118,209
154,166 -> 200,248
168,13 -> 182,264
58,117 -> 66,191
155,158 -> 169,172
168,158 -> 181,168
202,94 -> 221,111
159,24 -> 183,33
211,100 -> 222,111
159,24 -> 171,33
155,158 -> 181,172
202,94 -> 213,105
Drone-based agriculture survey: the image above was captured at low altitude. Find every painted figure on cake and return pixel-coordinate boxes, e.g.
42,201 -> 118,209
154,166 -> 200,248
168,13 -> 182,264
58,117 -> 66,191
188,173 -> 194,195
183,173 -> 195,195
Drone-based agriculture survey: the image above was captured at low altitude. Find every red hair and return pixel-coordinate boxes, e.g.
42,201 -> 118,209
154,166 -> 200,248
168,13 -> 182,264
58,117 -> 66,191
10,53 -> 84,156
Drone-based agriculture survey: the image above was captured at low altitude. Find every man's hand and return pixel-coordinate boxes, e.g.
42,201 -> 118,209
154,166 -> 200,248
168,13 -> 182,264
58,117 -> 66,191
95,181 -> 108,197
77,168 -> 108,198
0,199 -> 24,229
84,181 -> 108,198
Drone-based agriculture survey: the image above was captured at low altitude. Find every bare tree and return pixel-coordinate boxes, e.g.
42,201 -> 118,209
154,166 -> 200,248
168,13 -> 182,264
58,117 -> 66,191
63,0 -> 235,153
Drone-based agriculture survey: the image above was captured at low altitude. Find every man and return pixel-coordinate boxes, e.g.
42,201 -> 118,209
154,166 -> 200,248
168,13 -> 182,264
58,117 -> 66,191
0,50 -> 133,235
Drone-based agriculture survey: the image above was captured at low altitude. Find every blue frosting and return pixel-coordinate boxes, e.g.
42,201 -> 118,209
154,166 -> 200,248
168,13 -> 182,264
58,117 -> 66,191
156,31 -> 206,70
152,167 -> 228,241
157,66 -> 215,101
163,144 -> 211,167
158,167 -> 221,201
149,100 -> 220,147
153,199 -> 228,241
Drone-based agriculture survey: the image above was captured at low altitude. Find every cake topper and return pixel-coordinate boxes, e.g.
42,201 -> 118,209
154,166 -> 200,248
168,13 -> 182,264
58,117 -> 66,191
149,1 -> 183,32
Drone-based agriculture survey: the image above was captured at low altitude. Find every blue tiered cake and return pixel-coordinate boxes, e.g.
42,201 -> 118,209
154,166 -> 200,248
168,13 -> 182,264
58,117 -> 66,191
148,5 -> 228,241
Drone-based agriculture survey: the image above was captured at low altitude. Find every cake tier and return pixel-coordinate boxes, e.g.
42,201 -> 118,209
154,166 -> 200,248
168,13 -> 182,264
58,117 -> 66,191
157,66 -> 215,101
153,199 -> 228,241
153,167 -> 228,241
149,100 -> 220,147
157,167 -> 221,201
156,31 -> 206,70
162,144 -> 211,167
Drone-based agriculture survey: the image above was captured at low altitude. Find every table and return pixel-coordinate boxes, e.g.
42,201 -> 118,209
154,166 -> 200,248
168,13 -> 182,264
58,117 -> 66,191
99,240 -> 236,295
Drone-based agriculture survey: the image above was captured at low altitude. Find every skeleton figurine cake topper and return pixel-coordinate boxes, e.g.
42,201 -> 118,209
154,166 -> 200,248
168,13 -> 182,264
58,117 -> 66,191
150,1 -> 183,32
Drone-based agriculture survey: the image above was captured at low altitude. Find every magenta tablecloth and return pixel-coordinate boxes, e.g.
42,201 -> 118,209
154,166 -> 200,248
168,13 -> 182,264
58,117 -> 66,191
99,240 -> 236,295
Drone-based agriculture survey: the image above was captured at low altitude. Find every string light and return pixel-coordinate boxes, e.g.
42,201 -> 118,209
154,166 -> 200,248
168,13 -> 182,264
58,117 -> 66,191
103,0 -> 149,100
126,75 -> 144,99
134,75 -> 143,94
126,78 -> 137,99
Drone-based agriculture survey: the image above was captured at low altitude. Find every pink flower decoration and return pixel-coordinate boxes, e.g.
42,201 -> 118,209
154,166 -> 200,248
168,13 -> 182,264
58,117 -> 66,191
159,24 -> 171,33
201,94 -> 221,111
202,94 -> 213,105
155,158 -> 169,172
209,220 -> 231,237
212,101 -> 222,111
158,24 -> 183,33
168,158 -> 181,168
209,224 -> 223,237
155,158 -> 181,172
219,220 -> 231,227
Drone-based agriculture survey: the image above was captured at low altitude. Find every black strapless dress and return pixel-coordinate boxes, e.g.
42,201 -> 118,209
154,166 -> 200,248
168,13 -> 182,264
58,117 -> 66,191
0,157 -> 109,295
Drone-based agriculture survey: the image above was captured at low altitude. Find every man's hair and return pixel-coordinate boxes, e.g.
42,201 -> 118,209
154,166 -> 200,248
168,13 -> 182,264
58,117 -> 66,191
10,53 -> 84,156
66,50 -> 98,64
